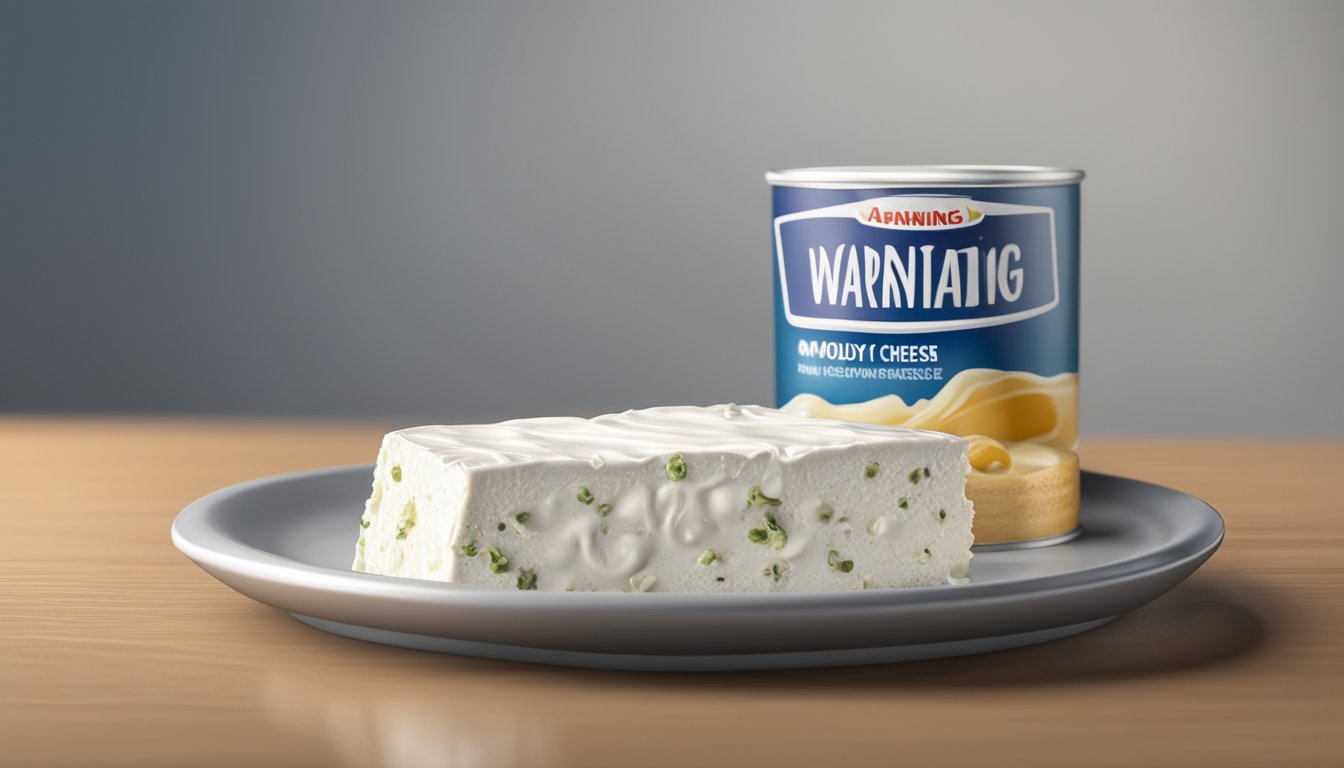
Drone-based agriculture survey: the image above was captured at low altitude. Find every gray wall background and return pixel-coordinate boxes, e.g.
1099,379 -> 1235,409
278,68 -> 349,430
4,1 -> 1342,435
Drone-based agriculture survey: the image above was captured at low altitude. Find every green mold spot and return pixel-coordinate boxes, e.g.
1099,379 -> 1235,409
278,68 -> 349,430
516,568 -> 538,590
827,549 -> 855,573
748,512 -> 788,550
395,499 -> 416,540
665,454 -> 688,482
746,485 -> 782,507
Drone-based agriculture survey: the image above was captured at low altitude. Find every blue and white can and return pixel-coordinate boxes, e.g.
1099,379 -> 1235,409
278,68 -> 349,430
767,166 -> 1084,545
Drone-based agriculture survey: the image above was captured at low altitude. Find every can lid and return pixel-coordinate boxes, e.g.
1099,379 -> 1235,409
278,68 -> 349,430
765,165 -> 1085,188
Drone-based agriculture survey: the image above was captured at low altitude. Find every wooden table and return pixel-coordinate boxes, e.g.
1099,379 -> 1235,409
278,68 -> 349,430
2,419 -> 1341,767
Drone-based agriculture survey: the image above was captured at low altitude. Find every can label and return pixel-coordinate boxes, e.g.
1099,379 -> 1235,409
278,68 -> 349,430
775,197 -> 1058,333
772,182 -> 1080,544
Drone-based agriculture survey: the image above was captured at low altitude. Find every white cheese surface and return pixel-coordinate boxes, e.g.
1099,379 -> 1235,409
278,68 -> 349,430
352,405 -> 974,592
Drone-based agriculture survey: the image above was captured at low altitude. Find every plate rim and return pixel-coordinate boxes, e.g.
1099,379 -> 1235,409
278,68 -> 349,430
171,464 -> 1225,611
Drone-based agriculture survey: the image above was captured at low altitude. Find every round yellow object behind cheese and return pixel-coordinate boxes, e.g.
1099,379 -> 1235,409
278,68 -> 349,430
966,442 -> 1080,544
782,370 -> 1081,545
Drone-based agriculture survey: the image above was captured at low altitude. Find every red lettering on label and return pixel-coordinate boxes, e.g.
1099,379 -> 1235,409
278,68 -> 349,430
863,205 -> 975,227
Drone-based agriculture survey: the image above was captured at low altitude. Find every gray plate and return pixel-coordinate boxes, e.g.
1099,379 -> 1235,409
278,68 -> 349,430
172,466 -> 1223,671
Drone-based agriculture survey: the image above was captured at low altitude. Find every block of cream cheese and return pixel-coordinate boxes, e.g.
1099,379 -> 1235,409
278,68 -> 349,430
352,405 -> 974,592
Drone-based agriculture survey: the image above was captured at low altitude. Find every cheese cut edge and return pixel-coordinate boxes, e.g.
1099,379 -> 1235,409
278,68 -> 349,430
352,404 -> 974,592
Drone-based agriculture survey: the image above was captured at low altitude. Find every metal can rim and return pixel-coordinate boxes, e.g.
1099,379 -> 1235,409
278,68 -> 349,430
765,165 -> 1085,189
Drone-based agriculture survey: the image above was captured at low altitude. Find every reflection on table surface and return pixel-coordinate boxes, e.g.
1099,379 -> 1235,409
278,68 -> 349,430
263,667 -> 557,768
254,575 -> 1270,768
